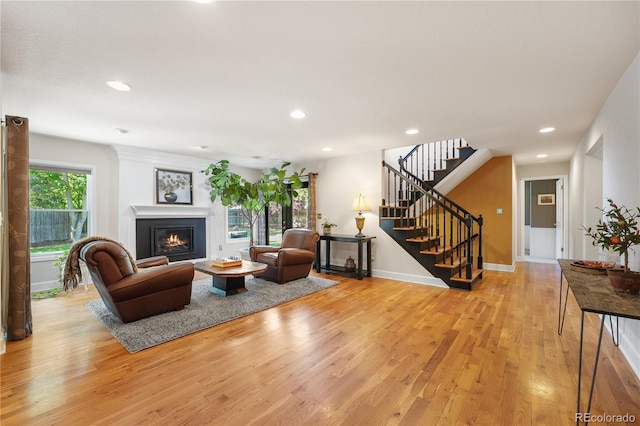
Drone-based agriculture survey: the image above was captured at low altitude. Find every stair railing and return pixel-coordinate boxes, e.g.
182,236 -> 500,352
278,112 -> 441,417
382,160 -> 483,278
399,138 -> 468,183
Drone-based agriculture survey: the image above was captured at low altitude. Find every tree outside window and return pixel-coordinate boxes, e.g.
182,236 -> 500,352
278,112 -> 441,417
29,167 -> 89,254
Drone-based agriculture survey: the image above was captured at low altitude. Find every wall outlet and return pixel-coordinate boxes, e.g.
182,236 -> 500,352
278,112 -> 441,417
218,245 -> 222,251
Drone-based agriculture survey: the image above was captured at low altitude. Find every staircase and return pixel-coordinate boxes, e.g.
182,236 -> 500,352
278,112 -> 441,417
380,139 -> 483,290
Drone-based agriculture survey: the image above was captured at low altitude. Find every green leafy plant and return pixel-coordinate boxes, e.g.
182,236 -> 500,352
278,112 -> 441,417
32,287 -> 62,300
584,198 -> 640,272
202,160 -> 304,246
321,220 -> 337,228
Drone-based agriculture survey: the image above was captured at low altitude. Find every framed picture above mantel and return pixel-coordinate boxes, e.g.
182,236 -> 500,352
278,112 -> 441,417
155,168 -> 193,205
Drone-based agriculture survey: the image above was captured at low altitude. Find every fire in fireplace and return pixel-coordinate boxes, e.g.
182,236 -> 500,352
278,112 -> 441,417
136,218 -> 206,262
153,226 -> 193,257
164,233 -> 187,249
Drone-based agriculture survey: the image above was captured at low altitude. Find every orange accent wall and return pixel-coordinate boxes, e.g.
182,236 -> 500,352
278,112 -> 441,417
447,156 -> 512,265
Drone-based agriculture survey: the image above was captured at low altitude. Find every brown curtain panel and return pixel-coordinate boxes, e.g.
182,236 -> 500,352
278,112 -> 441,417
308,172 -> 317,230
4,116 -> 32,340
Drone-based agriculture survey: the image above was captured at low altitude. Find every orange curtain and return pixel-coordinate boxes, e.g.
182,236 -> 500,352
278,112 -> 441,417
3,116 -> 32,341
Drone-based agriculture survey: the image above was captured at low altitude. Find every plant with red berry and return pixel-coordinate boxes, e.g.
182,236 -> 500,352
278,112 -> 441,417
584,198 -> 640,272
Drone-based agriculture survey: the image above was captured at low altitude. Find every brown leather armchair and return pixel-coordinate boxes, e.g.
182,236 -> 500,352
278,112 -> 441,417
250,229 -> 320,284
80,241 -> 194,323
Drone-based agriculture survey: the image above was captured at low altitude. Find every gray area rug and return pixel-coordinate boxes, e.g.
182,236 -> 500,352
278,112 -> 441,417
86,275 -> 338,353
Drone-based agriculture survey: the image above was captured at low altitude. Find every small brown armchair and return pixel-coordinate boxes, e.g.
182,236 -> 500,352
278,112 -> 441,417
80,241 -> 194,323
250,228 -> 320,284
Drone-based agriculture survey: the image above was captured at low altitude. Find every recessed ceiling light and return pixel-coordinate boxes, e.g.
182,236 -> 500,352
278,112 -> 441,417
539,127 -> 555,133
406,129 -> 419,135
115,128 -> 130,134
322,147 -> 332,152
106,80 -> 131,91
536,154 -> 548,158
290,110 -> 306,119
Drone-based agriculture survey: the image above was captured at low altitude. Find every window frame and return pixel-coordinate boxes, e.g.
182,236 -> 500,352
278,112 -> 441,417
225,203 -> 251,244
28,159 -> 96,259
265,180 -> 310,245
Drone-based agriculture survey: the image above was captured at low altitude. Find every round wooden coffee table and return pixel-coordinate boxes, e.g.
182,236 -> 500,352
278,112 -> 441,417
194,260 -> 267,296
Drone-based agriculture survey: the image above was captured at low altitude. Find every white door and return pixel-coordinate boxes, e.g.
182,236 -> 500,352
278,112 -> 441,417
555,178 -> 564,259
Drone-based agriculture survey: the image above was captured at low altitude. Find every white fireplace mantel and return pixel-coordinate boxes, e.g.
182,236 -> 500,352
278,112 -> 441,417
130,205 -> 213,218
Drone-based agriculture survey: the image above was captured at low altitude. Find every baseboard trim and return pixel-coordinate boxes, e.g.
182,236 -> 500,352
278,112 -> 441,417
605,318 -> 640,381
620,333 -> 640,381
31,280 -> 60,293
371,270 -> 448,288
518,256 -> 559,264
482,262 -> 516,272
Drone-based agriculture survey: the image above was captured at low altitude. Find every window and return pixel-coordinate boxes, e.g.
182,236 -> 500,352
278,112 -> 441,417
265,182 -> 309,246
290,186 -> 309,229
29,164 -> 92,255
226,204 -> 250,242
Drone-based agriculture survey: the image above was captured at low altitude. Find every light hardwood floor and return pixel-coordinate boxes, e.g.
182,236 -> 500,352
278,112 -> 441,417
1,262 -> 639,425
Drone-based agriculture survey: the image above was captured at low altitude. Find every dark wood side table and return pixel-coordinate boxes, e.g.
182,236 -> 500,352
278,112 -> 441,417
315,234 -> 375,280
557,259 -> 640,425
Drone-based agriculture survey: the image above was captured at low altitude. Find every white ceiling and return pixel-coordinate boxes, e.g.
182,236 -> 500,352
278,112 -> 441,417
2,1 -> 639,169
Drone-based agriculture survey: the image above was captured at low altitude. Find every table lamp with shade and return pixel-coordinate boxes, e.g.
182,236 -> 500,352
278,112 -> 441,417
352,194 -> 371,237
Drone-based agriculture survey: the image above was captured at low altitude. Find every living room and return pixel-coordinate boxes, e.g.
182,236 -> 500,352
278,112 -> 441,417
2,1 -> 639,424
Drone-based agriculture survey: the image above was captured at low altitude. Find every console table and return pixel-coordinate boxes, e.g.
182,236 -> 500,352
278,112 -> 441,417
315,234 -> 375,280
557,259 -> 640,425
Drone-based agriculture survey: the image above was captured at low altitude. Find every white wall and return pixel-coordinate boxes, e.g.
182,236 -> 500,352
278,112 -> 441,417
112,145 -> 445,286
114,145 -> 213,259
569,52 -> 640,379
297,149 -> 447,287
28,137 -> 265,289
29,134 -> 118,291
29,136 -> 448,288
30,133 -> 119,237
113,145 -> 264,260
517,162 -> 570,179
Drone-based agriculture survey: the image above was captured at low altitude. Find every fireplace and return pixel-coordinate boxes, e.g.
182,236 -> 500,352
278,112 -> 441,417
136,218 -> 206,262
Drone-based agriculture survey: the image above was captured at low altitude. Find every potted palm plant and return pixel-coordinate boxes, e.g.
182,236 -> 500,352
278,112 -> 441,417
584,198 -> 640,293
